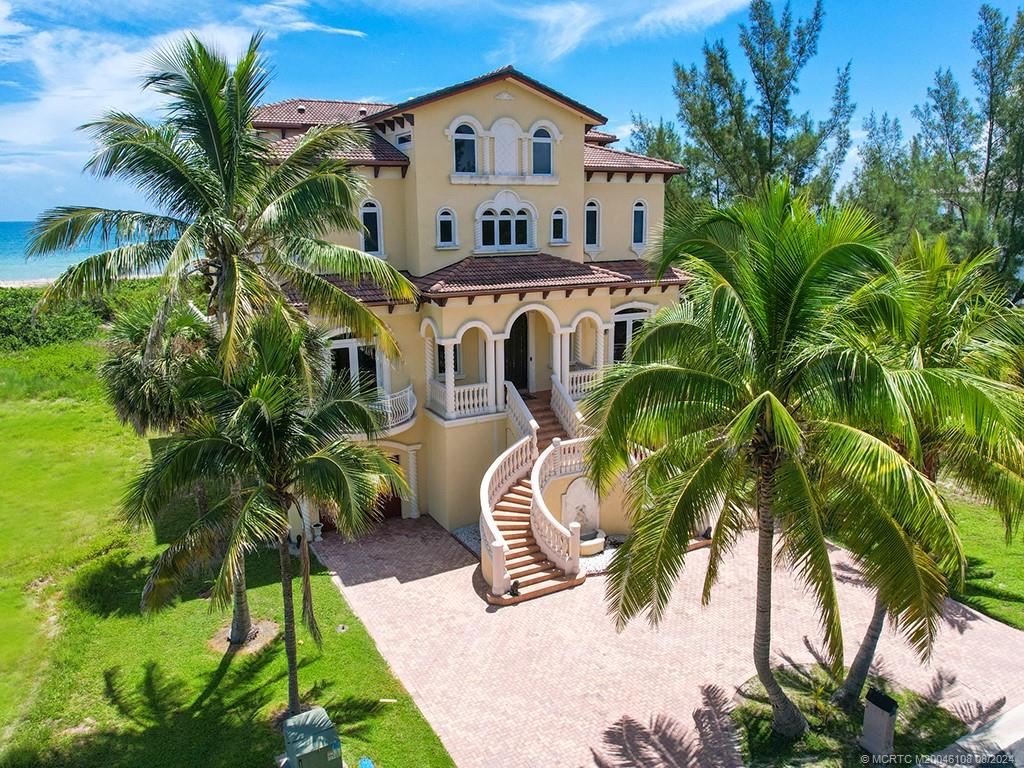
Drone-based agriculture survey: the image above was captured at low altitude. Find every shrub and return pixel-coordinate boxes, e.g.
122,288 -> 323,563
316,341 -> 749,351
0,288 -> 100,351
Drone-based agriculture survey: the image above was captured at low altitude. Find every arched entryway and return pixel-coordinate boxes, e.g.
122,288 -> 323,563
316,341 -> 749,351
501,305 -> 558,395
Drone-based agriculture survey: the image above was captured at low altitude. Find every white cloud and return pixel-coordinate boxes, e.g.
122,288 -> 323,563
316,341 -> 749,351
0,1 -> 27,36
510,2 -> 603,63
239,1 -> 366,37
633,0 -> 748,36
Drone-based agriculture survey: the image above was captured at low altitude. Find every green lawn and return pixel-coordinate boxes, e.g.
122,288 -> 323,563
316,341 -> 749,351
0,342 -> 452,767
948,494 -> 1024,630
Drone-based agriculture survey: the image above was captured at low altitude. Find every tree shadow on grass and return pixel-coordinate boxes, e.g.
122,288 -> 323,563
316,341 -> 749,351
950,555 -> 1024,629
1,643 -> 384,768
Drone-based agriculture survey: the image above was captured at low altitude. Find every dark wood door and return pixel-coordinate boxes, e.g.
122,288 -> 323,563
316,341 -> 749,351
380,454 -> 403,518
505,314 -> 529,391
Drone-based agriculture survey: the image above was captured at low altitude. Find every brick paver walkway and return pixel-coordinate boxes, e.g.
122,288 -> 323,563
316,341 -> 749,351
315,517 -> 1024,768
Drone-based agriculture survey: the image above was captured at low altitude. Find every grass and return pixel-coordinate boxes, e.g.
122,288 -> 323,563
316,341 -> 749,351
947,494 -> 1024,630
0,342 -> 453,767
731,666 -> 967,767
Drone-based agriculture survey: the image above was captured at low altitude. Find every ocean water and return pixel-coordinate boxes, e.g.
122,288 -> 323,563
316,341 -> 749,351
0,221 -> 113,282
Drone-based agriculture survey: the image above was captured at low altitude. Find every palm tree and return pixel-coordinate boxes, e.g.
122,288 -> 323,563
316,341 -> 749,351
830,232 -> 1024,707
100,299 -> 258,644
584,181 -> 966,738
124,305 -> 405,715
28,32 -> 414,371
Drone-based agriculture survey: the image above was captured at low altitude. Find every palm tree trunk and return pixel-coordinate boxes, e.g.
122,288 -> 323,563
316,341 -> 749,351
228,561 -> 253,645
753,458 -> 808,739
278,536 -> 301,716
831,592 -> 886,709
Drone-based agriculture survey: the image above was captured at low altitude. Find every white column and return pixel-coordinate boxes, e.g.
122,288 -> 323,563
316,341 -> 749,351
495,337 -> 506,410
406,448 -> 420,518
443,341 -> 456,418
559,330 -> 571,384
482,135 -> 491,175
551,330 -> 560,389
595,325 -> 606,369
520,135 -> 528,176
485,337 -> 497,411
605,323 -> 615,364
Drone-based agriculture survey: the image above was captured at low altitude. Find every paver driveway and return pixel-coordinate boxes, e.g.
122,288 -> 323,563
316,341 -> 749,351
315,517 -> 1024,767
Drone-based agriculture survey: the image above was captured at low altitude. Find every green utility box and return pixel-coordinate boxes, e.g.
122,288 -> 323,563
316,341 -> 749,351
282,707 -> 343,768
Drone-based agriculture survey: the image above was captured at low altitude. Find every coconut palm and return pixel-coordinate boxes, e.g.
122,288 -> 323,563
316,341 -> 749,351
27,32 -> 414,372
583,180 -> 968,738
100,299 -> 261,644
830,232 -> 1024,707
123,305 -> 405,715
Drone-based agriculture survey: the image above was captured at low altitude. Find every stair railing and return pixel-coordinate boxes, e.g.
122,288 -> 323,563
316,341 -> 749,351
529,436 -> 587,576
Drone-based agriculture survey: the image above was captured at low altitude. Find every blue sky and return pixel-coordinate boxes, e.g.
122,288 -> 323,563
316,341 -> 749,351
0,0 -> 1016,220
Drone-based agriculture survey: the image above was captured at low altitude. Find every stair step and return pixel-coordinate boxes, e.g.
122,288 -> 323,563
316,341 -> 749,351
505,545 -> 541,562
511,568 -> 562,587
508,559 -> 555,578
502,490 -> 532,504
486,572 -> 588,606
495,501 -> 531,513
493,514 -> 532,528
496,521 -> 531,531
504,533 -> 535,544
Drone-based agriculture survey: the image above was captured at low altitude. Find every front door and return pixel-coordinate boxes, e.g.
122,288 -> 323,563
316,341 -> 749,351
380,455 -> 403,519
505,314 -> 529,391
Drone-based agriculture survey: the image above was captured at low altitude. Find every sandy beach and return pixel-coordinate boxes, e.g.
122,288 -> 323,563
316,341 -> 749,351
0,278 -> 55,288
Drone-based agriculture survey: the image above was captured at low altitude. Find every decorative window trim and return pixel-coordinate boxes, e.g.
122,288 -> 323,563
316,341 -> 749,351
550,207 -> 569,245
474,189 -> 538,253
436,207 -> 458,249
530,127 -> 554,176
631,199 -> 648,254
526,119 -> 563,142
584,198 -> 601,255
360,198 -> 384,258
451,123 -> 479,175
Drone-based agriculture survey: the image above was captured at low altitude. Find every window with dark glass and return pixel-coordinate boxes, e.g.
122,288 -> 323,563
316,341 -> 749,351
532,128 -> 552,175
632,201 -> 647,245
361,201 -> 381,254
437,209 -> 455,246
585,201 -> 599,247
551,209 -> 566,242
453,124 -> 476,174
612,308 -> 648,362
436,344 -> 462,376
498,209 -> 513,245
514,209 -> 529,246
481,209 -> 496,246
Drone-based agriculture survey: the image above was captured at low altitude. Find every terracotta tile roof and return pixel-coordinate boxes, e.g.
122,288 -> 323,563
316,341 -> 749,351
284,255 -> 686,309
594,259 -> 688,284
253,99 -> 393,128
369,65 -> 607,125
268,132 -> 409,167
412,253 -> 687,299
284,272 -> 415,308
584,144 -> 685,176
585,129 -> 618,145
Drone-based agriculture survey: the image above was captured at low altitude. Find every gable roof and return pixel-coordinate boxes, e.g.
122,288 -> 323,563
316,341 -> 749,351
583,143 -> 685,177
253,99 -> 393,128
369,65 -> 607,125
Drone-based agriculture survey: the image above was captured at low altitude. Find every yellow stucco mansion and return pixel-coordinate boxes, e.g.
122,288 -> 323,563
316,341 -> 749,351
255,66 -> 686,603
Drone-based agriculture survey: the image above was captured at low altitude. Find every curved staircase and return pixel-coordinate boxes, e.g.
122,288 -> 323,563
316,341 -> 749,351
487,474 -> 586,605
481,385 -> 587,606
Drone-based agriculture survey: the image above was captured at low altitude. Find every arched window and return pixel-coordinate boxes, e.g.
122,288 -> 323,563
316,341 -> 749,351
514,209 -> 530,246
532,127 -> 552,175
360,199 -> 382,255
453,124 -> 477,174
612,307 -> 650,362
632,201 -> 647,247
436,208 -> 457,247
481,209 -> 497,248
550,208 -> 567,244
498,208 -> 514,246
584,200 -> 600,250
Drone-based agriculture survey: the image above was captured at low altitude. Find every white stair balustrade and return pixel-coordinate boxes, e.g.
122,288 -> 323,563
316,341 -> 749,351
479,433 -> 538,596
550,374 -> 588,438
529,437 -> 588,576
567,367 -> 600,400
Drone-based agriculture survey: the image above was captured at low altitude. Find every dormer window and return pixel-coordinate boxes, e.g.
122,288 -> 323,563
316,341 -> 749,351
396,133 -> 412,149
360,199 -> 382,256
453,124 -> 477,174
532,128 -> 552,175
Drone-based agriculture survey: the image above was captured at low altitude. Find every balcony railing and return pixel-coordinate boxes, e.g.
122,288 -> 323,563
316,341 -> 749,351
427,378 -> 494,420
372,384 -> 417,431
567,366 -> 601,400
